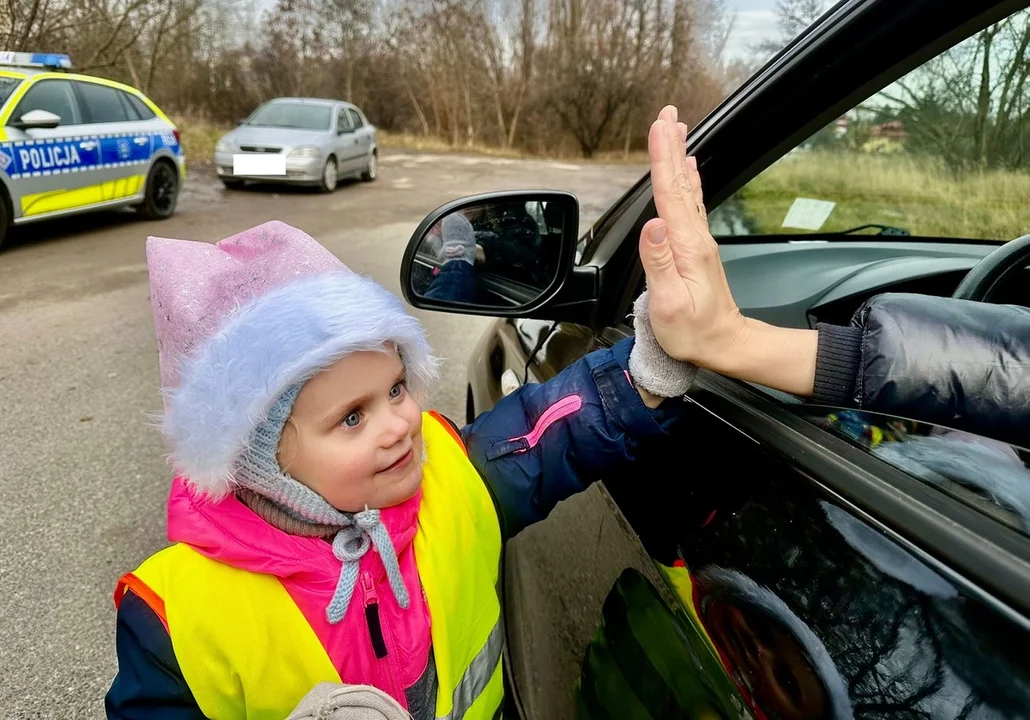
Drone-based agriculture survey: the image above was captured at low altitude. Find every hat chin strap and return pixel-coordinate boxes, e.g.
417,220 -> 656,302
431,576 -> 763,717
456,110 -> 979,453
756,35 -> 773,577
327,509 -> 410,623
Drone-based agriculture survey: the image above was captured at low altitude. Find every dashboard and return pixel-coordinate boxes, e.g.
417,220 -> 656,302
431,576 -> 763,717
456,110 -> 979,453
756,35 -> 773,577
716,239 -> 1028,329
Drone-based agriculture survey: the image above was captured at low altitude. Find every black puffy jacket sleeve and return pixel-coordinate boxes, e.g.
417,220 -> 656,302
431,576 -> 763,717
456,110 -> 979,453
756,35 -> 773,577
811,293 -> 1029,447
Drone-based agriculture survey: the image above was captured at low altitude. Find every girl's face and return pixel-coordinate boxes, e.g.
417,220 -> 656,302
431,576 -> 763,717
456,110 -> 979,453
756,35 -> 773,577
278,345 -> 424,512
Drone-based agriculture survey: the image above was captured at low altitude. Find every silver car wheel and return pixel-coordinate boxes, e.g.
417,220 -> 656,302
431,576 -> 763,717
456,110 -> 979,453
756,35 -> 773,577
367,153 -> 377,179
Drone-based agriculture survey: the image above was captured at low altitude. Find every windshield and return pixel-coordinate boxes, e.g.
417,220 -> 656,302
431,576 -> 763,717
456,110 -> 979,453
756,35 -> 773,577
0,77 -> 23,109
246,103 -> 331,131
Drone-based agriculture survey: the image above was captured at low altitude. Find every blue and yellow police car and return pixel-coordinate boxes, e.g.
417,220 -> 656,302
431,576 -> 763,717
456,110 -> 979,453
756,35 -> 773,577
0,51 -> 185,249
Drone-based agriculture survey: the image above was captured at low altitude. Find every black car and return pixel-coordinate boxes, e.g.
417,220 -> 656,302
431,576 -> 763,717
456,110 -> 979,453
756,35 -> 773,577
401,0 -> 1030,717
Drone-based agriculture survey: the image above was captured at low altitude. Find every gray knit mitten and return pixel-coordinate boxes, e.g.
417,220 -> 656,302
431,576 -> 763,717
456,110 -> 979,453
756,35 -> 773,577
628,290 -> 698,397
286,682 -> 411,720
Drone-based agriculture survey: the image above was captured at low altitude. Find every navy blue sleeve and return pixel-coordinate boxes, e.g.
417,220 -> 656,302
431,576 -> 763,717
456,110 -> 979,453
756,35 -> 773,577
461,337 -> 686,538
105,590 -> 205,720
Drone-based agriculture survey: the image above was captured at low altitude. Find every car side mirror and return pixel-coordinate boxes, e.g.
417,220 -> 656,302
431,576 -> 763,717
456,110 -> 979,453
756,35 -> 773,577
11,109 -> 60,130
235,118 -> 246,126
400,190 -> 600,324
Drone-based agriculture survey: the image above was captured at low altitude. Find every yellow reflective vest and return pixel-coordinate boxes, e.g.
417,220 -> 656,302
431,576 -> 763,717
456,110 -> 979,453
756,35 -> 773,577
116,411 -> 503,720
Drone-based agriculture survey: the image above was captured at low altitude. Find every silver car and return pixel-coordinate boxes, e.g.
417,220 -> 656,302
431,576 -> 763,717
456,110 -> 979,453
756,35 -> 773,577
213,97 -> 378,192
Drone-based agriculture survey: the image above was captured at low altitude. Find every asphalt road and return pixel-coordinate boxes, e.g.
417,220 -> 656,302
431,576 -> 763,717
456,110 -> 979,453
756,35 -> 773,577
0,150 -> 647,718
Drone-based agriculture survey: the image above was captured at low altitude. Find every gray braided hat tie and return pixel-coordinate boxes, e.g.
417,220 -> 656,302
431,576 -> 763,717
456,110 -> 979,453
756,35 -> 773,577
235,383 -> 409,623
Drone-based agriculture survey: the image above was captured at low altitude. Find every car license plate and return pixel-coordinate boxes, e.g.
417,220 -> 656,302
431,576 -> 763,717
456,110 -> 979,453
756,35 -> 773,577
233,154 -> 285,176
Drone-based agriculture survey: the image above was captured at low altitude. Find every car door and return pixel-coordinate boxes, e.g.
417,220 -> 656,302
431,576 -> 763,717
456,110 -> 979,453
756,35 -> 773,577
575,395 -> 1030,719
347,106 -> 371,165
72,80 -> 152,202
488,1 -> 1030,718
333,105 -> 361,175
1,77 -> 99,219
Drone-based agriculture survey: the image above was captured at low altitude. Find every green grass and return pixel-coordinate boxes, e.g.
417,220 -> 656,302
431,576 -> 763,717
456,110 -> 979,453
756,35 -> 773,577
736,150 -> 1030,241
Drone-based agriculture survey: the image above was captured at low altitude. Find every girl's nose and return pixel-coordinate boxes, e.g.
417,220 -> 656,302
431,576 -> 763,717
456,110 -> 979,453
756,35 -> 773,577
380,407 -> 411,447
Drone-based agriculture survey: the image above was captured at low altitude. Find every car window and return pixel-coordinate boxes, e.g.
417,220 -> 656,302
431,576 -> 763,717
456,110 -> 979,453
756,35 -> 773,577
76,82 -> 131,123
337,109 -> 352,132
117,91 -> 140,121
347,108 -> 363,128
11,80 -> 82,125
707,7 -> 1030,243
800,407 -> 1030,534
247,102 -> 332,131
0,77 -> 22,109
124,93 -> 156,120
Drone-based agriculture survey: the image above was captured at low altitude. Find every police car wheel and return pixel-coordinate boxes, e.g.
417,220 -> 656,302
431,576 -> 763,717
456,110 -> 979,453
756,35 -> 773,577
320,157 -> 338,193
140,161 -> 179,220
361,151 -> 377,182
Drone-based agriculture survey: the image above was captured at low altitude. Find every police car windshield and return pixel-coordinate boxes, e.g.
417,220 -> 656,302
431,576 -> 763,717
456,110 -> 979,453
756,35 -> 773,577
0,77 -> 21,107
245,103 -> 331,131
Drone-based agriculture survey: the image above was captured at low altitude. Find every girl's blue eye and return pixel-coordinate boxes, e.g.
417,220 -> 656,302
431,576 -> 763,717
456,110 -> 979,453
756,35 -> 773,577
390,382 -> 406,399
343,412 -> 361,428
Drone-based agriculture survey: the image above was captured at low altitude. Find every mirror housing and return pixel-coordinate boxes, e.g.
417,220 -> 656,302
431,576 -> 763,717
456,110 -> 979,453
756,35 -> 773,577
400,190 -> 601,325
12,109 -> 60,129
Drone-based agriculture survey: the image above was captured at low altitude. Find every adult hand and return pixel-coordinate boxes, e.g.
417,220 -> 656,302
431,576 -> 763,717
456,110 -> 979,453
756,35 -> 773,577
638,105 -> 818,396
638,105 -> 746,371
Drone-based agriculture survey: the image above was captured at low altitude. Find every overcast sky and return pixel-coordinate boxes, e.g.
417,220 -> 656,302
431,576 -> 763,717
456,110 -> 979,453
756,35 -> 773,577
724,0 -> 782,61
246,0 -> 784,63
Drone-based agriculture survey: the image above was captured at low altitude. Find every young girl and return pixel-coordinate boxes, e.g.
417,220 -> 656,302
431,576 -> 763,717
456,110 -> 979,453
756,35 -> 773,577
103,217 -> 694,720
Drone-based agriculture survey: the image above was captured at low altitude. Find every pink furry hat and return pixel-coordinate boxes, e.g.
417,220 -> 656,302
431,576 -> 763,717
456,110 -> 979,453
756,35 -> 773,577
146,221 -> 437,499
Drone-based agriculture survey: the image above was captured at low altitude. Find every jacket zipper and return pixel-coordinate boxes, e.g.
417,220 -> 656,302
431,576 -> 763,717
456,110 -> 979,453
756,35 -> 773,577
362,570 -> 403,702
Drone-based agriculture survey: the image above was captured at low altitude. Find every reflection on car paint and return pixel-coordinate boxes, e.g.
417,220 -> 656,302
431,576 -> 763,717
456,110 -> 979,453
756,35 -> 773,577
578,409 -> 1030,719
807,409 -> 1030,533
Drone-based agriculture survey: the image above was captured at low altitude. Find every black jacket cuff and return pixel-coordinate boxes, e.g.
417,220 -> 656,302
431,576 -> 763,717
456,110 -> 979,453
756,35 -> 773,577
812,324 -> 862,405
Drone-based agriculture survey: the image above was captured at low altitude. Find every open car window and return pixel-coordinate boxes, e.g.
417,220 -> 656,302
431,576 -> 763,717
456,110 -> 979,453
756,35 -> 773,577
797,407 -> 1030,535
707,7 -> 1030,243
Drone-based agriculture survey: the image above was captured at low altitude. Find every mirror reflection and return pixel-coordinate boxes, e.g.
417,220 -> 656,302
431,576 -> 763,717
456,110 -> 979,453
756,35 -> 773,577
410,199 -> 565,308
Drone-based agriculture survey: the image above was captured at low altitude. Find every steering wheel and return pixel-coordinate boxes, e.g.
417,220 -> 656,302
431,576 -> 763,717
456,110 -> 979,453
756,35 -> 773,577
952,233 -> 1030,302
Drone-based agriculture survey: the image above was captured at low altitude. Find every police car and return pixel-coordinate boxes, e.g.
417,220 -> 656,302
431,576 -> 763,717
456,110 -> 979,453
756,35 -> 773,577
0,52 -> 185,249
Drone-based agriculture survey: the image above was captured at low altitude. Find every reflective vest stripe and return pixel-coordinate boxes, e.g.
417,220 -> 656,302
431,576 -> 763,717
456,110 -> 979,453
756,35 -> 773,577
443,618 -> 505,720
114,572 -> 168,633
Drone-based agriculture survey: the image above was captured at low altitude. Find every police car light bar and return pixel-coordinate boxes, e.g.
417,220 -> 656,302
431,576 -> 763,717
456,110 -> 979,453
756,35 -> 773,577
0,52 -> 73,70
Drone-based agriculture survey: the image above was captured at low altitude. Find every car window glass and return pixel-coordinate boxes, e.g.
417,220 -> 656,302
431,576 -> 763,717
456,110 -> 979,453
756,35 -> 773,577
707,7 -> 1030,243
247,102 -> 332,130
12,80 -> 82,125
337,109 -> 352,131
125,93 -> 156,120
347,108 -> 362,128
799,407 -> 1030,534
76,82 -> 131,123
0,77 -> 22,108
118,91 -> 140,121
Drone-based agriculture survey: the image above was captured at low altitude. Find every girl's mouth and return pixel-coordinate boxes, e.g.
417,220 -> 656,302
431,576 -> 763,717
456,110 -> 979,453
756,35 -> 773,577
381,449 -> 414,474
